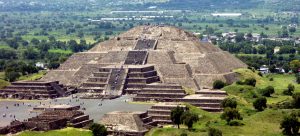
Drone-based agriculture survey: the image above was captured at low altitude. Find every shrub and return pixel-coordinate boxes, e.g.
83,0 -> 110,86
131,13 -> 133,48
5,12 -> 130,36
280,114 -> 300,135
236,78 -> 256,86
89,123 -> 108,136
180,133 -> 188,136
221,98 -> 237,108
180,111 -> 199,130
208,127 -> 222,136
260,86 -> 275,97
296,74 -> 300,84
269,77 -> 274,81
236,80 -> 243,85
220,108 -> 243,124
283,84 -> 295,95
253,97 -> 267,111
244,78 -> 256,87
292,93 -> 300,108
213,80 -> 226,89
228,120 -> 244,126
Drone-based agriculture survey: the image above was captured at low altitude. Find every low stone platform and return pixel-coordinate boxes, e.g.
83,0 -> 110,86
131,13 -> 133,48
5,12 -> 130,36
146,103 -> 186,125
0,105 -> 93,135
100,111 -> 150,136
0,81 -> 67,100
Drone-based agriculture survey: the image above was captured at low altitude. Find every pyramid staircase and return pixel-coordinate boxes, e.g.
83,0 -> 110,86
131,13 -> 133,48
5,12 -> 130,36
78,67 -> 127,98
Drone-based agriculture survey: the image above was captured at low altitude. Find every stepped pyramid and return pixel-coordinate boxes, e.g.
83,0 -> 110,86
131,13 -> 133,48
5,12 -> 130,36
42,25 -> 246,91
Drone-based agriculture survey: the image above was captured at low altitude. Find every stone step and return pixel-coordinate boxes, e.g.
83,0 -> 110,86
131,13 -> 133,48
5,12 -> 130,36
72,119 -> 93,128
126,88 -> 185,94
0,89 -> 57,94
141,116 -> 153,123
93,72 -> 110,77
71,115 -> 89,123
150,105 -> 184,111
77,87 -> 105,93
144,121 -> 157,126
145,84 -> 183,89
189,103 -> 221,108
128,66 -> 155,72
199,107 -> 223,112
153,120 -> 173,125
87,77 -> 108,82
127,70 -> 157,78
81,82 -> 107,88
133,97 -> 178,102
136,93 -> 186,98
180,98 -> 224,103
98,68 -> 111,72
126,76 -> 159,84
196,90 -> 227,95
5,85 -> 53,90
125,83 -> 146,89
147,109 -> 171,115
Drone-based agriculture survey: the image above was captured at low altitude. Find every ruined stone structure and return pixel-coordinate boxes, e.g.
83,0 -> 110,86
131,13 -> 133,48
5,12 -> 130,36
100,111 -> 153,136
0,81 -> 67,99
0,105 -> 92,135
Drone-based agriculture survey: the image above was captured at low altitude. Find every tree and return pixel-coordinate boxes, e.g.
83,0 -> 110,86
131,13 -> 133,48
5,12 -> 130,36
213,80 -> 226,89
268,65 -> 276,73
23,47 -> 39,60
253,97 -> 267,111
280,114 -> 300,135
208,127 -> 222,136
292,93 -> 300,108
220,108 -> 242,124
5,71 -> 20,82
290,60 -> 300,73
89,123 -> 108,136
0,48 -> 17,59
48,61 -> 60,69
31,38 -> 40,45
171,106 -> 185,129
221,98 -> 237,108
235,33 -> 245,43
180,111 -> 199,130
289,27 -> 297,34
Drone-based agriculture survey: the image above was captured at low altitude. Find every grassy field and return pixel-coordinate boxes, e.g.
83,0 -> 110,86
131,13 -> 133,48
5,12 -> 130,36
0,79 -> 10,89
18,71 -> 47,81
16,127 -> 92,136
146,68 -> 300,136
48,49 -> 73,54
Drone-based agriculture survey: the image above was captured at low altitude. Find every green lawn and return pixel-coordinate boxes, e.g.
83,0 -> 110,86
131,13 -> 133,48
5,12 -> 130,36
17,127 -> 92,136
